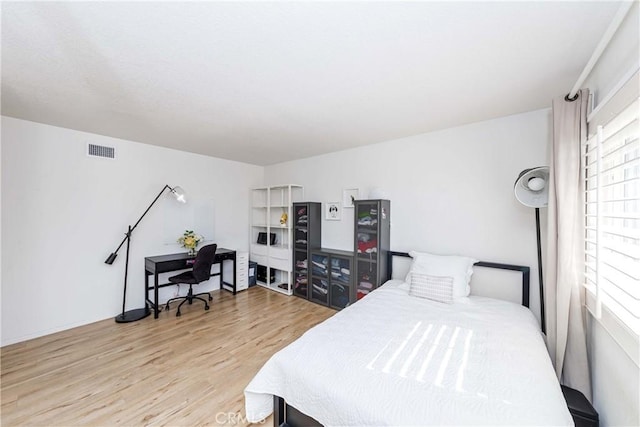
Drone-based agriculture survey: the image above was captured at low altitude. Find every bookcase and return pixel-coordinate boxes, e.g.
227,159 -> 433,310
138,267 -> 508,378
354,199 -> 391,300
292,202 -> 321,299
250,185 -> 303,295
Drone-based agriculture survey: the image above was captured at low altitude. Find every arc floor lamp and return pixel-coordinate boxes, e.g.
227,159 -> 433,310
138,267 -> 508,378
105,185 -> 187,323
514,167 -> 549,334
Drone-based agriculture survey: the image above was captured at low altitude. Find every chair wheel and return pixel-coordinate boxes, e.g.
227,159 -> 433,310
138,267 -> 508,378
208,296 -> 213,301
176,311 -> 181,317
165,304 -> 170,310
205,305 -> 210,310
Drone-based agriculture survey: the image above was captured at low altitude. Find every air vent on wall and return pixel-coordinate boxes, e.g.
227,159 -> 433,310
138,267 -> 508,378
87,143 -> 116,159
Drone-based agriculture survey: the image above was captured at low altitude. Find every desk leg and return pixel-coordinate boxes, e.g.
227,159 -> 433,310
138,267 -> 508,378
220,261 -> 224,292
145,272 -> 149,311
154,272 -> 160,319
217,253 -> 237,295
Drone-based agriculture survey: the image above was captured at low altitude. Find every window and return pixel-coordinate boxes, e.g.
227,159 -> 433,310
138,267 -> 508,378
583,73 -> 640,339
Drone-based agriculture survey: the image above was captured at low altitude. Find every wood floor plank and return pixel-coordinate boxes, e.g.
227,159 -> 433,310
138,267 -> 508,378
1,287 -> 333,426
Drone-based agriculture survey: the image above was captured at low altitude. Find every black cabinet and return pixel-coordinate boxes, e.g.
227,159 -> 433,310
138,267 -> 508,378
310,249 -> 354,309
354,199 -> 390,300
291,200 -> 388,310
293,203 -> 321,300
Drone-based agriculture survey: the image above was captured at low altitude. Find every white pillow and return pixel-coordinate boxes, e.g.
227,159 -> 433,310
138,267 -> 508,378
405,251 -> 477,299
409,273 -> 454,304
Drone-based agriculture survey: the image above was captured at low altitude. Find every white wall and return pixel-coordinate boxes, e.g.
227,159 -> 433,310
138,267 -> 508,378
1,116 -> 262,346
581,3 -> 640,425
588,316 -> 639,427
265,108 -> 550,326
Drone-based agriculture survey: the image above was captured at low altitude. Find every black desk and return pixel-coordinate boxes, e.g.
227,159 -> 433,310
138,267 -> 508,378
144,248 -> 237,319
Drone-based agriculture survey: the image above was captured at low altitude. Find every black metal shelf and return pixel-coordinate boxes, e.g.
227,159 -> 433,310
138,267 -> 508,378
292,202 -> 322,301
354,200 -> 390,301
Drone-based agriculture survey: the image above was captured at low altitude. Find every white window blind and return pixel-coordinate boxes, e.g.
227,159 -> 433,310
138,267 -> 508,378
584,89 -> 640,336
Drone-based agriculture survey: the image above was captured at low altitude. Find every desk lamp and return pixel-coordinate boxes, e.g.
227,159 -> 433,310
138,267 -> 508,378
105,185 -> 187,323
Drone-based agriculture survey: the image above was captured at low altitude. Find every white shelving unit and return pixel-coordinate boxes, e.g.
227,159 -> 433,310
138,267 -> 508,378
250,185 -> 304,295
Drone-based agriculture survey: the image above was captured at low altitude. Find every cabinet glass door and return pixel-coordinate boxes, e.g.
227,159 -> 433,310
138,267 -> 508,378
355,200 -> 384,299
356,259 -> 377,300
331,257 -> 351,285
311,278 -> 329,305
356,231 -> 378,257
294,205 -> 308,226
311,253 -> 329,305
330,256 -> 352,309
294,250 -> 308,298
356,203 -> 378,230
295,228 -> 308,249
356,202 -> 378,258
294,272 -> 308,298
311,253 -> 329,278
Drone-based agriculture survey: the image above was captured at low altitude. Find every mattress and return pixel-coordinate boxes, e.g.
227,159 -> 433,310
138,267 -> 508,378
245,280 -> 572,426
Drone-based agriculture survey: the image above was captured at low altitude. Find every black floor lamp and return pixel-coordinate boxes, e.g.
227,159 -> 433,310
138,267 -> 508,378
105,184 -> 187,323
514,167 -> 549,334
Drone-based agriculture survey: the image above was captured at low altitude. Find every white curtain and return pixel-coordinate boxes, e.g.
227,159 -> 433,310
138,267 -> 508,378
545,89 -> 592,400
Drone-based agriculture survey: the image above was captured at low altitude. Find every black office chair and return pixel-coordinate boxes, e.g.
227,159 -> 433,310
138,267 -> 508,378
165,244 -> 217,317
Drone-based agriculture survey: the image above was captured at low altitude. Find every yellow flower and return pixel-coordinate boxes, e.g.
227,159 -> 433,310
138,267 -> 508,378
178,230 -> 202,251
184,236 -> 196,248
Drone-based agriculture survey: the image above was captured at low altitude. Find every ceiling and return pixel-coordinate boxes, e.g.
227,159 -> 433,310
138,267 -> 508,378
1,2 -> 621,166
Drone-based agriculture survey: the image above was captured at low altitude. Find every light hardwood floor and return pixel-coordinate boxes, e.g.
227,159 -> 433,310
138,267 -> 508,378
1,286 -> 334,426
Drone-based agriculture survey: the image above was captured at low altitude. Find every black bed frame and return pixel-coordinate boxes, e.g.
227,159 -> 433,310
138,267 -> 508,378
273,251 -> 533,427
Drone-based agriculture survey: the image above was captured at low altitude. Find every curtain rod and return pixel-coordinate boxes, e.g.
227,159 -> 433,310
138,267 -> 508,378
567,1 -> 634,100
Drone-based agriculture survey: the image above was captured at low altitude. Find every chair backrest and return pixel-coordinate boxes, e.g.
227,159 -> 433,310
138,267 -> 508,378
192,244 -> 217,282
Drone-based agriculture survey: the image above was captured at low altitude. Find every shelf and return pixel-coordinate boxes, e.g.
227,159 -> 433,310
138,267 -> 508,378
271,243 -> 291,250
270,184 -> 303,190
251,224 -> 294,229
257,281 -> 292,296
251,185 -> 304,298
356,227 -> 378,233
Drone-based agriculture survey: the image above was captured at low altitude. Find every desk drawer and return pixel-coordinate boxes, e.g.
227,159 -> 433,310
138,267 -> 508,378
236,272 -> 249,291
236,252 -> 249,268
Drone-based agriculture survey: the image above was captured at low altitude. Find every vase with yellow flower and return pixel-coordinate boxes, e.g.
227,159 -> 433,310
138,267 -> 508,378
178,230 -> 203,256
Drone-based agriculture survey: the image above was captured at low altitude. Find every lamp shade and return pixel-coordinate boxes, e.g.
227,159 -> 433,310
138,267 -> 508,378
170,186 -> 187,203
514,167 -> 549,208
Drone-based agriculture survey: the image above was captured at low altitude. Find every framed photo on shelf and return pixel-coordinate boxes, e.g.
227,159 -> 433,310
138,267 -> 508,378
342,188 -> 359,208
325,202 -> 341,220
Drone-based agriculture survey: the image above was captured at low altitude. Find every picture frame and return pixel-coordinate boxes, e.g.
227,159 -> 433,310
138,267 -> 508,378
342,188 -> 359,208
325,202 -> 341,220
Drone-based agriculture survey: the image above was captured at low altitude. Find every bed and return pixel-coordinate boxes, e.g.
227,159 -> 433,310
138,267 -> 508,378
245,252 -> 571,426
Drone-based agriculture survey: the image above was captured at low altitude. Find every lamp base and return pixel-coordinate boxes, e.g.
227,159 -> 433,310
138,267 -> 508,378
115,307 -> 151,323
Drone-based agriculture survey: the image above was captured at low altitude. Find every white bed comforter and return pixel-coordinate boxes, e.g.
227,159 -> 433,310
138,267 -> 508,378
245,281 -> 572,426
